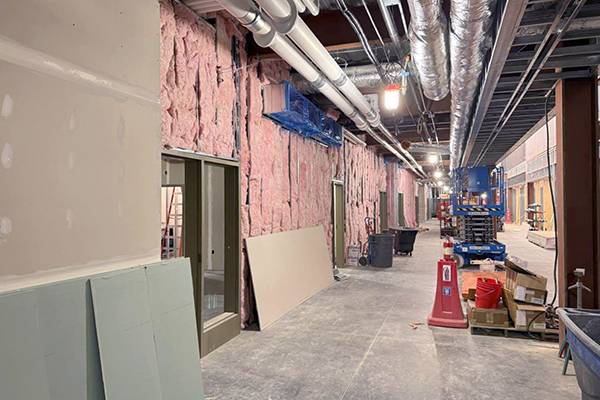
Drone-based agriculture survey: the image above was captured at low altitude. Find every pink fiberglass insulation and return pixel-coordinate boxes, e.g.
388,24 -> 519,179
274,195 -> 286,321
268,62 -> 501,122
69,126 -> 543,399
344,142 -> 387,249
160,3 -> 389,326
386,162 -> 418,228
160,0 -> 243,158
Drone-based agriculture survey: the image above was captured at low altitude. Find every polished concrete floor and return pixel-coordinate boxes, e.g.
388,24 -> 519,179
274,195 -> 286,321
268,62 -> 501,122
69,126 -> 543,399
201,221 -> 579,399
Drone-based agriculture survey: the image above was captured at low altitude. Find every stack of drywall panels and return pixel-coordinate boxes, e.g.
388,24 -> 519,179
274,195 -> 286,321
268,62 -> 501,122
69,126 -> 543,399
527,230 -> 556,249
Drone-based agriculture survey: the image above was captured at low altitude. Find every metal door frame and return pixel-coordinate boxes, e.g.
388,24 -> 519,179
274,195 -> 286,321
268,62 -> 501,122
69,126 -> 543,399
162,149 -> 240,357
332,180 -> 345,268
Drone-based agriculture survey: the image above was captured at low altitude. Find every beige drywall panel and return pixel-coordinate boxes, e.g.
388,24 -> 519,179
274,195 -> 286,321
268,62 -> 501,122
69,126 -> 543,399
0,0 -> 161,291
246,226 -> 334,329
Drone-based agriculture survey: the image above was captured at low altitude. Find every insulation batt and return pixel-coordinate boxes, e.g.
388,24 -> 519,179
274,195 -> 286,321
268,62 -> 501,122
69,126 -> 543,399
386,163 -> 418,228
159,1 -> 416,326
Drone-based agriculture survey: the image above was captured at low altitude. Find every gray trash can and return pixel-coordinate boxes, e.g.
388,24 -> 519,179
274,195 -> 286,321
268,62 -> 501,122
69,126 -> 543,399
368,233 -> 394,268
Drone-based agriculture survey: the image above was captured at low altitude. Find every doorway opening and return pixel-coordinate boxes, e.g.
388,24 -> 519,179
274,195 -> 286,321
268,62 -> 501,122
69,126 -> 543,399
398,192 -> 405,227
415,196 -> 420,226
332,181 -> 345,268
379,191 -> 388,231
161,151 -> 240,357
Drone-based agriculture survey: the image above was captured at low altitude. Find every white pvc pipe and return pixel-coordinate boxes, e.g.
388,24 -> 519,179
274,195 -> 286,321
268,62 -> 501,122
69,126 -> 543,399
253,0 -> 425,176
254,0 -> 378,124
293,0 -> 306,13
301,0 -> 319,16
218,0 -> 426,177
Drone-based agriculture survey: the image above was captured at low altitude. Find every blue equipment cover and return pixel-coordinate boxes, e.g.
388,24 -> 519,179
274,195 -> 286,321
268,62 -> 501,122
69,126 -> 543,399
265,81 -> 343,147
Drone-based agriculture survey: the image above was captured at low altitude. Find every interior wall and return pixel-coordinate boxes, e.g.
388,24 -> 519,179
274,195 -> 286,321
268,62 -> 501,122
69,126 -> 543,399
0,0 -> 161,292
387,164 -> 418,228
159,2 -> 389,326
532,179 -> 555,231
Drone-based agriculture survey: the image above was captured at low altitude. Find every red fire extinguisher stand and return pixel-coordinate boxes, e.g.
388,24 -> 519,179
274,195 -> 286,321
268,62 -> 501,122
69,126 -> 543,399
427,240 -> 468,328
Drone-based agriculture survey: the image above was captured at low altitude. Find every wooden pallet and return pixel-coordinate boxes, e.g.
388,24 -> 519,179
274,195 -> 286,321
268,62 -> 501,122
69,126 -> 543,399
469,323 -> 559,341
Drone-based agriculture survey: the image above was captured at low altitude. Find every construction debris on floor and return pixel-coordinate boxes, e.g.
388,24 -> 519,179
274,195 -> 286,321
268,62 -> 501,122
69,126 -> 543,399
460,255 -> 556,338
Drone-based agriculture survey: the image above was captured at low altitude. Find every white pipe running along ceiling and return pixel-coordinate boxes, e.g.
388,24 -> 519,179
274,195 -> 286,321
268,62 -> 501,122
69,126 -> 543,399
217,0 -> 426,177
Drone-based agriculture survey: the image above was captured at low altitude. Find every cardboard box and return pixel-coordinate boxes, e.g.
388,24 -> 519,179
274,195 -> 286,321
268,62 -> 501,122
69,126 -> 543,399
467,300 -> 510,328
504,257 -> 547,305
502,289 -> 546,331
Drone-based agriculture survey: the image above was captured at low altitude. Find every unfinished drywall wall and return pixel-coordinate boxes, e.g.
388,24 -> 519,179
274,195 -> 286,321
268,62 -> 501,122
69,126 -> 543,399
159,3 -> 389,326
0,0 -> 161,291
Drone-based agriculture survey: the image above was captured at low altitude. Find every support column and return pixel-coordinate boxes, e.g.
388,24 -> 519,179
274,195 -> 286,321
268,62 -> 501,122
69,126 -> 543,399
555,77 -> 599,309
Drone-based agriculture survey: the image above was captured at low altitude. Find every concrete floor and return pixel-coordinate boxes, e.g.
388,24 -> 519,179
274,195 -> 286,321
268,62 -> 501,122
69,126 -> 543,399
201,220 -> 579,399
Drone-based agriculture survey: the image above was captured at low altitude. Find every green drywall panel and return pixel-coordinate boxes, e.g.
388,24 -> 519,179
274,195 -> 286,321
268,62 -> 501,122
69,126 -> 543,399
0,290 -> 51,400
91,259 -> 204,400
36,280 -> 104,400
0,259 -> 202,400
0,280 -> 104,400
146,260 -> 204,400
91,268 -> 162,400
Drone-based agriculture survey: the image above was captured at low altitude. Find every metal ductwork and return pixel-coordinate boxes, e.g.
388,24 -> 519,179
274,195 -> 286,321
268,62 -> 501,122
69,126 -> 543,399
406,0 -> 450,101
376,0 -> 403,60
217,0 -> 426,177
291,63 -> 406,94
449,0 -> 494,169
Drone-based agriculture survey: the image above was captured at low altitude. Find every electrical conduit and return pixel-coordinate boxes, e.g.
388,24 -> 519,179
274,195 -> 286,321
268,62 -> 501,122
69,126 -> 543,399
218,0 -> 426,177
217,0 -> 421,174
249,0 -> 425,176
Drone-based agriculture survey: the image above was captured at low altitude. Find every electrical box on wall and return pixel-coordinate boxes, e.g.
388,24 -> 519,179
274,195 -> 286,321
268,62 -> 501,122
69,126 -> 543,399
263,81 -> 343,147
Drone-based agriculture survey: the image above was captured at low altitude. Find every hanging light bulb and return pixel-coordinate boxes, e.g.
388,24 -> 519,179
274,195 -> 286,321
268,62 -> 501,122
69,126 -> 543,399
433,170 -> 443,179
427,153 -> 439,164
383,84 -> 401,110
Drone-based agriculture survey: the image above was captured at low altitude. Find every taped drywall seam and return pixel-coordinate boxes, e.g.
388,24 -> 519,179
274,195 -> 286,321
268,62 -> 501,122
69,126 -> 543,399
0,35 -> 158,105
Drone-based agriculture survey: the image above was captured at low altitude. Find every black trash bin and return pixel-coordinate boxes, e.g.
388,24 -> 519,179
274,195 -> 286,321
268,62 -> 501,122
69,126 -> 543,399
392,228 -> 418,256
368,233 -> 394,267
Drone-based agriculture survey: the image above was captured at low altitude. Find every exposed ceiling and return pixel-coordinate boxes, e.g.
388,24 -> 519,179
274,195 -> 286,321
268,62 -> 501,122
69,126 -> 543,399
186,0 -> 600,172
463,0 -> 600,166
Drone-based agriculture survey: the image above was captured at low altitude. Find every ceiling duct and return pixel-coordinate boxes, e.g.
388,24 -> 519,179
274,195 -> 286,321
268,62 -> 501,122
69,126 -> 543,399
406,0 -> 450,101
449,0 -> 494,169
291,63 -> 406,94
216,0 -> 426,177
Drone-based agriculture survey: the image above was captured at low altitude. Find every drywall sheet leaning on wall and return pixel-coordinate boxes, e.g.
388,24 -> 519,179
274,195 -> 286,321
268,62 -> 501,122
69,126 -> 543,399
146,261 -> 204,400
0,279 -> 104,400
246,226 -> 334,329
90,259 -> 203,400
91,269 -> 162,400
0,258 -> 201,400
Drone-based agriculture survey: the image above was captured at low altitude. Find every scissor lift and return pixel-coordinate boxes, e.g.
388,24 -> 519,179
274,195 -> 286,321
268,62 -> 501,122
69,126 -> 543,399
450,166 -> 506,267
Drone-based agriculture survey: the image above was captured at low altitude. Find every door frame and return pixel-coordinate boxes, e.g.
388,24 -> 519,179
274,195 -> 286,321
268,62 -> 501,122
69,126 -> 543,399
398,192 -> 405,227
415,195 -> 420,226
162,149 -> 240,357
332,180 -> 345,268
379,191 -> 388,231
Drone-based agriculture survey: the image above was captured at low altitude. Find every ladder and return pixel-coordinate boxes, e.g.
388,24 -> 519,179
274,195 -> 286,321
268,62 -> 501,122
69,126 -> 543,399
161,186 -> 183,259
